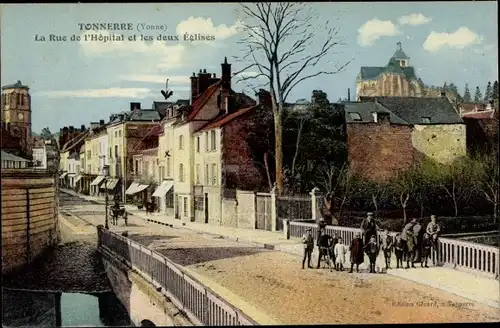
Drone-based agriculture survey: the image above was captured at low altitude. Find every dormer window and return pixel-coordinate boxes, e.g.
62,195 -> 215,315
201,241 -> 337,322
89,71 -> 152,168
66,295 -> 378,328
421,117 -> 431,124
349,112 -> 362,121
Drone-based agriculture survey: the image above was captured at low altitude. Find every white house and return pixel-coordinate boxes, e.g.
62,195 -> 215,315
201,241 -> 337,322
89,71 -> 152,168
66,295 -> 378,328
32,140 -> 48,169
67,152 -> 80,188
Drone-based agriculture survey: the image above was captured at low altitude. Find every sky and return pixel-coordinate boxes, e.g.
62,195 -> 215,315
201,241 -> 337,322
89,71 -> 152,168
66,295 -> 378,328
1,2 -> 498,132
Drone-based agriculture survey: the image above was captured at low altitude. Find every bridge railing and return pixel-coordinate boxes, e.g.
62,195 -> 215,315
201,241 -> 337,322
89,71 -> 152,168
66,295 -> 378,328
286,220 -> 499,279
97,226 -> 257,326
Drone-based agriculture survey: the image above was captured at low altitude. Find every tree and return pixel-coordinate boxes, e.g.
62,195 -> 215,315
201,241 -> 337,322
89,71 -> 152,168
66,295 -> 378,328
493,81 -> 499,101
235,2 -> 351,195
391,167 -> 418,224
448,82 -> 462,103
484,81 -> 493,102
363,180 -> 392,219
463,83 -> 472,102
442,82 -> 449,93
474,86 -> 483,103
473,152 -> 499,221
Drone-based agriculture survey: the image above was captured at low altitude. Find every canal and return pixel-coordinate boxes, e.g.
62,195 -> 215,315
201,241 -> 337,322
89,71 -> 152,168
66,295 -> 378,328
2,230 -> 132,326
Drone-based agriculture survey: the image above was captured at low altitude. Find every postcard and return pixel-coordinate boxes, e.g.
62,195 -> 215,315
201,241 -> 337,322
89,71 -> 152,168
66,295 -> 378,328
1,2 -> 498,326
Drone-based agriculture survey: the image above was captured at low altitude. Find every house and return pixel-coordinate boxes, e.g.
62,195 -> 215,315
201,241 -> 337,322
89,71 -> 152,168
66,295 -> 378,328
344,102 -> 414,181
361,96 -> 466,164
76,144 -> 86,193
67,151 -> 80,188
130,146 -> 160,206
346,96 -> 466,180
461,104 -> 499,154
32,138 -> 47,169
82,121 -> 107,195
106,102 -> 162,200
60,127 -> 89,187
1,150 -> 30,169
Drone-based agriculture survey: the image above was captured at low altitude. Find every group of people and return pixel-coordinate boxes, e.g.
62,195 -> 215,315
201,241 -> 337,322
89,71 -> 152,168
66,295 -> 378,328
301,212 -> 441,273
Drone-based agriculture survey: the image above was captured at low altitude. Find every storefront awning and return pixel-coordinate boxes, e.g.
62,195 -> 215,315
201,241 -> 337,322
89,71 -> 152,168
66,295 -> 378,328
135,184 -> 149,194
74,175 -> 82,184
107,178 -> 119,190
125,182 -> 141,195
60,172 -> 68,179
90,175 -> 105,186
152,180 -> 174,197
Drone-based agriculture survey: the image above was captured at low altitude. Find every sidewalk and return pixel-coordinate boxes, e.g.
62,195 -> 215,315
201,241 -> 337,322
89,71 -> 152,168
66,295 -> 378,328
60,189 -> 500,309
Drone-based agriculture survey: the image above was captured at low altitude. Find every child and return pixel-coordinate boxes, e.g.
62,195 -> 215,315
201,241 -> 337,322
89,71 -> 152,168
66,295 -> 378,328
301,228 -> 314,269
334,237 -> 347,271
380,229 -> 393,270
420,233 -> 432,268
349,233 -> 364,273
405,230 -> 416,269
327,234 -> 338,272
363,235 -> 379,273
394,233 -> 404,269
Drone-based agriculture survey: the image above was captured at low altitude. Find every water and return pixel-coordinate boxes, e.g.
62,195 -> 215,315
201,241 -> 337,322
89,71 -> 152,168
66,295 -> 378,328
2,289 -> 133,327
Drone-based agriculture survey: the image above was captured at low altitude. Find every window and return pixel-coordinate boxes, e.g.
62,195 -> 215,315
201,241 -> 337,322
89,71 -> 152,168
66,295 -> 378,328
196,164 -> 200,184
211,163 -> 217,185
166,157 -> 171,177
349,112 -> 362,121
179,135 -> 184,150
88,164 -> 91,173
196,136 -> 200,153
183,197 -> 188,217
118,130 -> 122,138
179,163 -> 184,182
210,131 -> 216,151
115,131 -> 117,138
135,160 -> 139,174
114,145 -> 118,158
205,132 -> 209,151
109,147 -> 112,159
205,164 -> 209,185
421,117 -> 431,124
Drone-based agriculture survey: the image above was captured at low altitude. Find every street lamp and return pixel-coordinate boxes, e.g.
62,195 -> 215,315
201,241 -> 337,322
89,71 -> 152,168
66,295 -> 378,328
103,165 -> 110,229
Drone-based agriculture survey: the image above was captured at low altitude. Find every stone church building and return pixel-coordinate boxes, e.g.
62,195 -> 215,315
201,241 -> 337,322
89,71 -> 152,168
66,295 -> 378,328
356,42 -> 440,100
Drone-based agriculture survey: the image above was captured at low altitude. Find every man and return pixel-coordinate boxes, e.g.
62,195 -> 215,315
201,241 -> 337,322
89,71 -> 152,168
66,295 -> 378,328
412,219 -> 424,263
426,215 -> 441,265
401,219 -> 417,268
301,228 -> 314,269
360,212 -> 378,245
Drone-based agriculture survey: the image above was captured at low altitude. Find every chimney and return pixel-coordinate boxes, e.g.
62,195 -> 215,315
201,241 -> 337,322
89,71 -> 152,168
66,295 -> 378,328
130,102 -> 141,111
348,88 -> 351,102
81,125 -> 86,131
256,89 -> 272,108
190,72 -> 199,104
221,57 -> 231,90
69,126 -> 74,134
372,112 -> 378,123
99,119 -> 105,125
197,69 -> 212,95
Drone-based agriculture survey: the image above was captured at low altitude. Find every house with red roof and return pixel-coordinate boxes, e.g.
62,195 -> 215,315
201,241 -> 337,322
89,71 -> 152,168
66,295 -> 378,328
150,58 -> 272,225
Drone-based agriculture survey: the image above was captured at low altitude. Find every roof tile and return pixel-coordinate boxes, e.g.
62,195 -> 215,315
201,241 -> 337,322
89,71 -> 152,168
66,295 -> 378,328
196,105 -> 256,132
187,81 -> 221,121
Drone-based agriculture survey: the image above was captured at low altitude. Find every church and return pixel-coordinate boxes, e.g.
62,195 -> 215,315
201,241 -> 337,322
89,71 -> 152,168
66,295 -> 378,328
356,42 -> 437,100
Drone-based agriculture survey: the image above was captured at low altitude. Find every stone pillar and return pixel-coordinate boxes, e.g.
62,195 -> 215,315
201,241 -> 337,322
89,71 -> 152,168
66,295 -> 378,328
283,219 -> 290,239
270,185 -> 277,232
310,187 -> 323,224
252,191 -> 257,230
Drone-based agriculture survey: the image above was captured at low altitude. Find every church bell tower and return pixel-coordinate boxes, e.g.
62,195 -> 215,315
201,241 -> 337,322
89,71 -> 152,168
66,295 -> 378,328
1,80 -> 33,159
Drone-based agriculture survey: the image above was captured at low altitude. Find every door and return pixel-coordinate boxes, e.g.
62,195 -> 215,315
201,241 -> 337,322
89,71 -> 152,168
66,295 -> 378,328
204,193 -> 209,224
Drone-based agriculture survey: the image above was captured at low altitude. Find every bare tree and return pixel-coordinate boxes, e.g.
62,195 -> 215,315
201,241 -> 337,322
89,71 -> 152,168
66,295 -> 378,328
234,2 -> 351,195
363,180 -> 391,219
472,152 -> 499,221
392,168 -> 418,224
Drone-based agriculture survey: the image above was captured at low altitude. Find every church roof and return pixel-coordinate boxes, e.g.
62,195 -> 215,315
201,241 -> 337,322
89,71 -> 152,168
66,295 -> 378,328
392,49 -> 409,60
359,66 -> 416,81
2,80 -> 29,90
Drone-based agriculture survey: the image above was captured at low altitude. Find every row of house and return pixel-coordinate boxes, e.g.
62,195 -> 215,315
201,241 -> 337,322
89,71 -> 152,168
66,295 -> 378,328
56,56 -> 498,229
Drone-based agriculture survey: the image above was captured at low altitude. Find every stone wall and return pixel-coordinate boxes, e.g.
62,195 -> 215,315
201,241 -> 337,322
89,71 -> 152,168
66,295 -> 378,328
221,198 -> 238,227
1,169 -> 59,275
411,124 -> 467,164
235,190 -> 256,229
346,122 -> 414,181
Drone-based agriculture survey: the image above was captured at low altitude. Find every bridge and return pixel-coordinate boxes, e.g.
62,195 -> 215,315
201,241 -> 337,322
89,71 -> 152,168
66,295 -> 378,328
59,189 -> 500,325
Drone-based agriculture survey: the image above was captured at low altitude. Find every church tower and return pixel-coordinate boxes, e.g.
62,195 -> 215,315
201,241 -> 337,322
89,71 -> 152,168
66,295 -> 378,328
1,80 -> 33,159
392,42 -> 410,67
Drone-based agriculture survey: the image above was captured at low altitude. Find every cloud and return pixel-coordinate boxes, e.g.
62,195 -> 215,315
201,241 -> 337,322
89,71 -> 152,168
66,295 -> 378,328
358,19 -> 401,47
36,88 -> 154,99
423,26 -> 484,52
119,74 -> 190,85
398,13 -> 432,26
176,17 -> 242,41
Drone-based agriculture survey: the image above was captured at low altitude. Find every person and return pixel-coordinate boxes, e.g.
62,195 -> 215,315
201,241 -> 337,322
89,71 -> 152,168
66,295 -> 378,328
380,229 -> 393,270
328,234 -> 339,270
360,212 -> 379,246
401,219 -> 416,268
412,219 -> 424,263
363,235 -> 379,273
316,228 -> 331,269
426,215 -> 441,265
334,237 -> 347,271
420,233 -> 432,268
394,233 -> 404,269
349,233 -> 364,273
301,228 -> 314,269
406,229 -> 416,269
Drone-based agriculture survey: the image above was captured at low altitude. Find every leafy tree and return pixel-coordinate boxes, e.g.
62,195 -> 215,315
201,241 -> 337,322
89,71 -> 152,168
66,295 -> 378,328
235,2 -> 351,195
472,152 -> 499,221
463,83 -> 472,102
448,82 -> 462,102
493,81 -> 499,102
484,81 -> 493,102
474,86 -> 483,103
